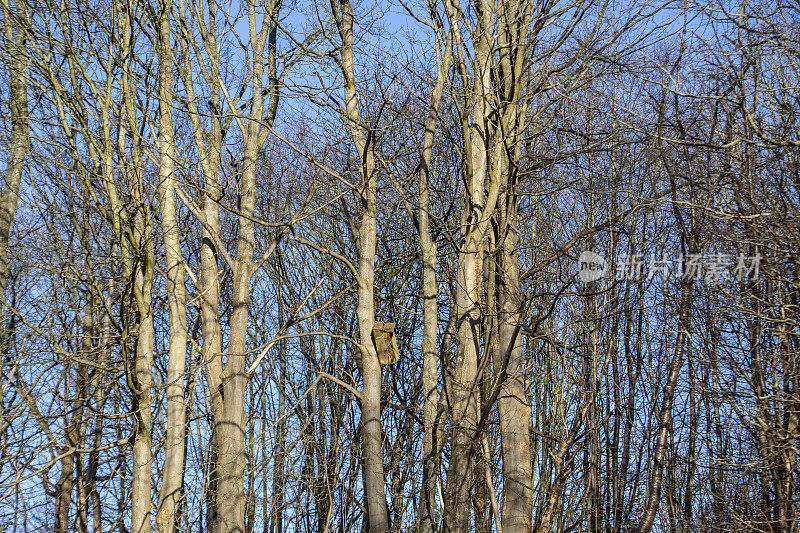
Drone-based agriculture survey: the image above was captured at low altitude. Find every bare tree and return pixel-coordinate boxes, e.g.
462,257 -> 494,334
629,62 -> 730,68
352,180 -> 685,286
328,0 -> 390,529
154,0 -> 189,529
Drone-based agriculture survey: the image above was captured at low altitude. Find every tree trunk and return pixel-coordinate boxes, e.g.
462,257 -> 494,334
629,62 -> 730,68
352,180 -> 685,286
216,119 -> 258,533
200,139 -> 224,533
216,3 -> 281,528
497,184 -> 533,533
418,13 -> 453,531
132,249 -> 155,533
56,357 -> 85,533
177,3 -> 225,525
0,0 -> 29,304
55,449 -> 75,533
444,0 -> 494,526
333,1 -> 389,529
638,261 -> 694,533
155,0 -> 189,528
271,276 -> 287,533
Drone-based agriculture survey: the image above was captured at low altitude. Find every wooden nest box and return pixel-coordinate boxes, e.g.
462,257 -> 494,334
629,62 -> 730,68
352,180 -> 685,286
372,321 -> 399,365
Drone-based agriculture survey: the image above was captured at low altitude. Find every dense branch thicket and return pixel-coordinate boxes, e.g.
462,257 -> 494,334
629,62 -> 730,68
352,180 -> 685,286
0,0 -> 798,531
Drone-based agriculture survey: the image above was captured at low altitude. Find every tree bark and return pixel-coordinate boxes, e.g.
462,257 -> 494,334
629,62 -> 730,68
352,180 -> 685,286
119,6 -> 157,529
176,1 -> 227,525
497,183 -> 533,533
0,0 -> 29,304
638,258 -> 695,533
331,0 -> 389,529
132,246 -> 155,533
270,268 -> 287,533
444,0 -> 496,528
216,3 -> 282,530
639,106 -> 700,533
418,10 -> 453,531
155,0 -> 189,529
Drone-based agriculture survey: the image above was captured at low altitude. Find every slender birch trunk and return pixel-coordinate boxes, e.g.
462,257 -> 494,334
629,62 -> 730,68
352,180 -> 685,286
638,264 -> 694,533
271,270 -> 287,533
55,360 -> 80,533
639,111 -> 700,533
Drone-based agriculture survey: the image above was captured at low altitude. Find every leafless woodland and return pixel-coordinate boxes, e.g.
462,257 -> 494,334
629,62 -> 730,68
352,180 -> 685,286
0,0 -> 798,531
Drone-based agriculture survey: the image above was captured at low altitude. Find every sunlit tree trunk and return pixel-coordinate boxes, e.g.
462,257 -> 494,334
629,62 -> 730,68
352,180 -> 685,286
114,6 -> 157,530
444,1 -> 496,527
417,8 -> 453,530
176,1 -> 225,524
215,3 -> 283,530
0,0 -> 29,304
497,179 -> 533,533
330,0 -> 389,529
155,0 -> 189,528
